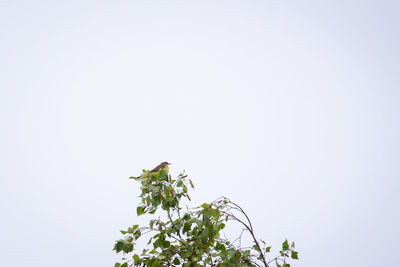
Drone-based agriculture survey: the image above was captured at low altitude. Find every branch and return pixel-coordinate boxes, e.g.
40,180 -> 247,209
216,197 -> 269,267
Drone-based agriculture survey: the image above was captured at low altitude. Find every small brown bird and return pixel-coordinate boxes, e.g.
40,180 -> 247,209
150,161 -> 171,173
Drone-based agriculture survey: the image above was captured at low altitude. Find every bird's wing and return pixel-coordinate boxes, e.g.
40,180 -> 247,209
150,164 -> 163,172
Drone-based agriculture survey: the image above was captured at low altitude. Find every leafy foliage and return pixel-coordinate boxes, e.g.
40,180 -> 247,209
114,166 -> 299,266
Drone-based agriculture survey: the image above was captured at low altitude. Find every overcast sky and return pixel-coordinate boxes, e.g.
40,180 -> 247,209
1,1 -> 399,266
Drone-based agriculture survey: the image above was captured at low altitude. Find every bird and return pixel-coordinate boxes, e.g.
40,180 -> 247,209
130,162 -> 171,180
150,161 -> 171,174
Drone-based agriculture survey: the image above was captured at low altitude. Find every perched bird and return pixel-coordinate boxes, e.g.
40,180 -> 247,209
150,161 -> 171,174
131,162 -> 172,180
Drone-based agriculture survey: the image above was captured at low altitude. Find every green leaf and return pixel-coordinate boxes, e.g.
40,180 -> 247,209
208,208 -> 220,218
201,203 -> 209,209
136,206 -> 145,216
134,229 -> 141,239
291,251 -> 299,259
151,260 -> 160,267
114,263 -> 121,267
201,230 -> 208,244
149,184 -> 160,193
227,249 -> 236,259
163,240 -> 170,248
159,169 -> 168,179
154,238 -> 163,249
114,240 -> 124,253
183,222 -> 191,233
234,250 -> 241,260
265,246 -> 271,252
182,184 -> 188,193
216,242 -> 226,251
150,174 -> 157,182
282,239 -> 289,251
173,258 -> 180,265
133,254 -> 140,265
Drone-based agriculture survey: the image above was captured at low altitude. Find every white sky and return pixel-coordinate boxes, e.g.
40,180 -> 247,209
1,1 -> 399,266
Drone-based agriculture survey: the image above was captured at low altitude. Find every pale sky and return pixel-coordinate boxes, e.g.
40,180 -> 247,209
1,1 -> 399,266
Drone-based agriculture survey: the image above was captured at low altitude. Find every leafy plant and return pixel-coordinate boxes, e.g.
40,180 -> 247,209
113,165 -> 298,266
